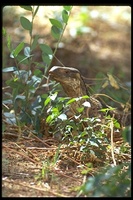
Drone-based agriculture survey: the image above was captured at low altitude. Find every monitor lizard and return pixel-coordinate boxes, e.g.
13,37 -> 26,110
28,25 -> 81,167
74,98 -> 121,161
48,66 -> 130,141
49,66 -> 103,119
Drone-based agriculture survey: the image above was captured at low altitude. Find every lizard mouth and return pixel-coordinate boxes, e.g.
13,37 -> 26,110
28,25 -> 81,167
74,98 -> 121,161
48,71 -> 61,82
48,71 -> 53,77
48,70 -> 55,77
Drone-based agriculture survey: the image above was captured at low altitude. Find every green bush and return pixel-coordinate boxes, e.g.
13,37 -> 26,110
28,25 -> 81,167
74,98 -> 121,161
79,162 -> 131,197
2,5 -> 72,136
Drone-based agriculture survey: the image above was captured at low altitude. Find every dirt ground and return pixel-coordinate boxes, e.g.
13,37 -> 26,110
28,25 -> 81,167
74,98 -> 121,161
2,6 -> 131,197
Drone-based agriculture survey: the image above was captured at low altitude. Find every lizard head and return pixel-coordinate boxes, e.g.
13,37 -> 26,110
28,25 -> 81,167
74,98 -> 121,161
49,66 -> 103,117
49,66 -> 81,84
49,66 -> 87,97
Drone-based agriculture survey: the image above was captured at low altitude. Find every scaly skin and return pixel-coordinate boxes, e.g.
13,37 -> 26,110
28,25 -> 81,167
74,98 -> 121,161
49,66 -> 102,118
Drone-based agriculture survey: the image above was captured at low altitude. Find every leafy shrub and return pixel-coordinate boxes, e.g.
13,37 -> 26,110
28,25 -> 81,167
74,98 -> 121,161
2,5 -> 72,135
79,162 -> 131,197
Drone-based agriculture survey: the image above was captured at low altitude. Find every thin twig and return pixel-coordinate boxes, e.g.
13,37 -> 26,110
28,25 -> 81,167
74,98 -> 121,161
2,144 -> 38,164
110,115 -> 116,166
3,179 -> 68,197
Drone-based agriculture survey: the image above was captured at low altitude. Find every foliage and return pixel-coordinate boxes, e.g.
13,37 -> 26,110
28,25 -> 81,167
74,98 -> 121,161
79,162 -> 131,197
76,124 -> 131,197
2,5 -> 72,136
90,71 -> 131,109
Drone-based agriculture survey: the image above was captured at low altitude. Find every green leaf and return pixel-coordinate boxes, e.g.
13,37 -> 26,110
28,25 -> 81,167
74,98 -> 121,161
3,112 -> 16,125
17,55 -> 29,64
40,44 -> 53,65
51,25 -> 61,40
20,16 -> 32,31
6,78 -> 22,89
20,6 -> 32,11
63,6 -> 72,11
49,18 -> 63,29
13,70 -> 31,81
114,121 -> 120,129
28,75 -> 41,87
122,126 -> 131,145
62,10 -> 69,24
15,95 -> 26,101
51,107 -> 59,114
2,27 -> 6,36
100,107 -> 115,112
31,35 -> 39,50
40,44 -> 53,55
82,95 -> 89,99
50,92 -> 58,101
42,53 -> 51,65
46,115 -> 53,123
34,69 -> 43,77
41,94 -> 48,99
7,35 -> 12,52
33,6 -> 39,17
10,42 -> 24,58
2,67 -> 17,72
58,113 -> 67,121
2,123 -> 6,133
24,46 -> 31,57
58,97 -> 70,102
44,97 -> 51,106
76,107 -> 84,113
3,99 -> 13,105
67,98 -> 76,105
